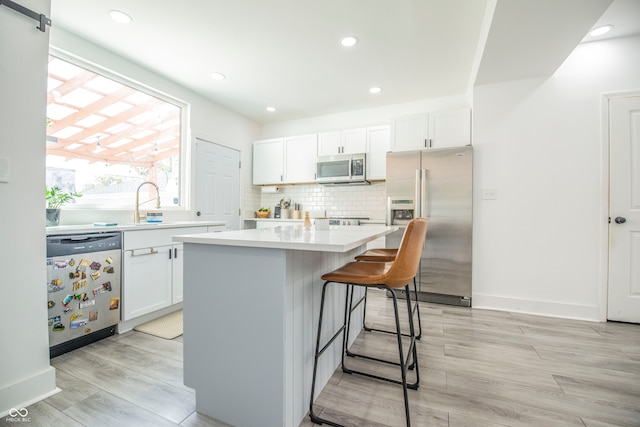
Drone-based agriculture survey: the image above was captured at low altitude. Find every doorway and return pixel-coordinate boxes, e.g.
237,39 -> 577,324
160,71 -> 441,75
194,138 -> 240,230
607,94 -> 640,323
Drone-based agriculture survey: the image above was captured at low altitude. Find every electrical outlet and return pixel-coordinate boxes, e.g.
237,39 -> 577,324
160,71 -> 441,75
482,188 -> 497,200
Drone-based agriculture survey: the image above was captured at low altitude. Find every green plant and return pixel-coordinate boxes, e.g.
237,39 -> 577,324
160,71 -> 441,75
46,185 -> 82,208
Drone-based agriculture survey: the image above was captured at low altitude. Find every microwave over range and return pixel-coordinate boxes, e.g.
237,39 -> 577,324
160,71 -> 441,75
316,153 -> 368,185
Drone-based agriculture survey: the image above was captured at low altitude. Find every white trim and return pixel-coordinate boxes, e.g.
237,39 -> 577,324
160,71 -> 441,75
0,367 -> 58,417
600,90 -> 640,322
473,294 -> 601,322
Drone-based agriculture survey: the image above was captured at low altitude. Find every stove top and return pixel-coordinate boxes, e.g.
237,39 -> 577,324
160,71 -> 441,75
328,217 -> 368,226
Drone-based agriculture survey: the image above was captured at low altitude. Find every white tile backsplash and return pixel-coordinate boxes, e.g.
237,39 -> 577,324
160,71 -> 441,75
255,182 -> 386,220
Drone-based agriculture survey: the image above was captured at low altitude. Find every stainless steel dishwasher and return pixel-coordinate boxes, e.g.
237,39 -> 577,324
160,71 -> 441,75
46,232 -> 122,357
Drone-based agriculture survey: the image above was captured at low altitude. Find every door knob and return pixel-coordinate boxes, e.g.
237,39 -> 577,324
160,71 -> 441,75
614,217 -> 626,224
196,211 -> 201,216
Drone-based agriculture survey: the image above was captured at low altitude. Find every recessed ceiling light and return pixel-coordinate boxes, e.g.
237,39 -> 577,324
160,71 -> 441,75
341,36 -> 358,47
210,72 -> 226,80
109,10 -> 133,24
266,107 -> 276,112
590,25 -> 613,37
369,87 -> 382,94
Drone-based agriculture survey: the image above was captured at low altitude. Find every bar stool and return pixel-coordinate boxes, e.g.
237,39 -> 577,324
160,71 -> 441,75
354,247 -> 423,340
309,218 -> 427,427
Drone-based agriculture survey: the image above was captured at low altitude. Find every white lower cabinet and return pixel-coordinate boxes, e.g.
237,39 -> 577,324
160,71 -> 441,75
122,226 -> 207,321
123,245 -> 172,320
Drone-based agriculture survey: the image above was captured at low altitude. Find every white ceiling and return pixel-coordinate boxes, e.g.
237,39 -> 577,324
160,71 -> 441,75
49,0 -> 638,124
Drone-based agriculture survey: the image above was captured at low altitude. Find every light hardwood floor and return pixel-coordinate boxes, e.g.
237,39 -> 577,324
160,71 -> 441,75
9,290 -> 640,427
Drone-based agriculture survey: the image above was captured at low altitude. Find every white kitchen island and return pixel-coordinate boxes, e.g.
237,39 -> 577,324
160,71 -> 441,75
174,225 -> 397,427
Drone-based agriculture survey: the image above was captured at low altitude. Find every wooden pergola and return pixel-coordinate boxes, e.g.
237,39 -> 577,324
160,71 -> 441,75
46,56 -> 181,170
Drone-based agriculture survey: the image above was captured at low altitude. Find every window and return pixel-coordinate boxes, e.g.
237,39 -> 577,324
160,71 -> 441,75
46,53 -> 186,208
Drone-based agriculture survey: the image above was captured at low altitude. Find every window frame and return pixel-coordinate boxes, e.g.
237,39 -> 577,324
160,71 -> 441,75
47,46 -> 191,211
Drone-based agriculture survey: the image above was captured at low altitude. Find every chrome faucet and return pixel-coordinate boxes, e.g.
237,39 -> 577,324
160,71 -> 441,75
134,181 -> 161,223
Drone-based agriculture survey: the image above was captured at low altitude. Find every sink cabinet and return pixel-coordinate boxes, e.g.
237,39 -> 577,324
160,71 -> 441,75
122,226 -> 207,320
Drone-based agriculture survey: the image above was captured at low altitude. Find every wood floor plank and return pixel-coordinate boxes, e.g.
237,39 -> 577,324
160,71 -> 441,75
62,390 -> 178,427
40,369 -> 101,412
446,371 -> 640,426
5,400 -> 84,427
53,348 -> 195,424
180,411 -> 233,427
80,337 -> 190,391
113,330 -> 184,362
17,288 -> 640,427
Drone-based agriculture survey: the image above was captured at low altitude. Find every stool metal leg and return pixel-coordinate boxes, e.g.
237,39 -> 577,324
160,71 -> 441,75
310,282 -> 418,427
390,286 -> 412,427
362,278 -> 423,340
309,281 -> 351,427
342,284 -> 419,389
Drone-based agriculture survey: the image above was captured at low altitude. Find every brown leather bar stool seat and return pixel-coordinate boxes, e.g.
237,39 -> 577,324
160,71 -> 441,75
354,247 -> 423,340
354,247 -> 398,262
309,218 -> 427,427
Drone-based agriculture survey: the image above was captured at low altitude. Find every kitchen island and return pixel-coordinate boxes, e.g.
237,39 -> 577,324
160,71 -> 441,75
174,225 -> 397,427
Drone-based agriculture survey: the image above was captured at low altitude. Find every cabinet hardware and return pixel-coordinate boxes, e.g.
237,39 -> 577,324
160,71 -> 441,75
131,248 -> 158,257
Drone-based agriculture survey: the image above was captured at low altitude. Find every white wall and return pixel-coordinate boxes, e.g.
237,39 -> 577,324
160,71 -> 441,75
261,94 -> 469,138
0,0 -> 58,415
472,34 -> 640,320
49,29 -> 261,225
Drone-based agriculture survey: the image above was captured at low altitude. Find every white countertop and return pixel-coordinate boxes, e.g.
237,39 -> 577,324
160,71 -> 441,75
46,220 -> 226,235
174,224 -> 397,253
244,218 -> 386,225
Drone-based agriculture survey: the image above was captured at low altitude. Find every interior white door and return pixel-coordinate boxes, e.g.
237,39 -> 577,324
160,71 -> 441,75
608,95 -> 640,323
195,138 -> 240,230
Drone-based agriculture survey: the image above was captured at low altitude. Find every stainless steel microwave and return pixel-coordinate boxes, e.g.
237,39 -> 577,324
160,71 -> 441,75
316,153 -> 368,184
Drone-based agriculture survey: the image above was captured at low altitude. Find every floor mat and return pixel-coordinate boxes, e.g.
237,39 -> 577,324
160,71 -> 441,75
133,310 -> 183,339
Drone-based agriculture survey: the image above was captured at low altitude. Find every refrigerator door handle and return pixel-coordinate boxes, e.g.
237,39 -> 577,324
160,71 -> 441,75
421,169 -> 427,217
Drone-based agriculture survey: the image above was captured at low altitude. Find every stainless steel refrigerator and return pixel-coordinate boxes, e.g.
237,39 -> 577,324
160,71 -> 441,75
386,146 -> 472,306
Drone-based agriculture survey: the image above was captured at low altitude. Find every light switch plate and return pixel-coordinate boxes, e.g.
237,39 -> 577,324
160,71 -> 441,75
0,157 -> 9,183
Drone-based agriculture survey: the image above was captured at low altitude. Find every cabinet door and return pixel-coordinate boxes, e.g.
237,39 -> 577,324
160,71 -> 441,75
429,108 -> 471,148
122,246 -> 172,320
172,244 -> 183,304
317,131 -> 342,156
391,113 -> 429,151
341,128 -> 367,154
284,134 -> 317,183
253,138 -> 284,185
366,125 -> 390,180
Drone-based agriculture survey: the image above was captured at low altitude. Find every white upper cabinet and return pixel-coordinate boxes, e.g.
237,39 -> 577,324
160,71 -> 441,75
391,107 -> 471,151
253,125 -> 389,185
317,131 -> 341,156
318,128 -> 367,156
283,134 -> 317,183
429,108 -> 471,149
253,138 -> 284,185
366,125 -> 390,180
340,128 -> 367,154
253,134 -> 317,185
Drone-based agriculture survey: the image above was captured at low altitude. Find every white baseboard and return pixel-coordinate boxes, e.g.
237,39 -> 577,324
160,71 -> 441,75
0,366 -> 58,418
473,293 -> 602,322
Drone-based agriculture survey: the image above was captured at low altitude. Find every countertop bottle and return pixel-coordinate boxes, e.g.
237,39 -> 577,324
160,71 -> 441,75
303,211 -> 312,229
